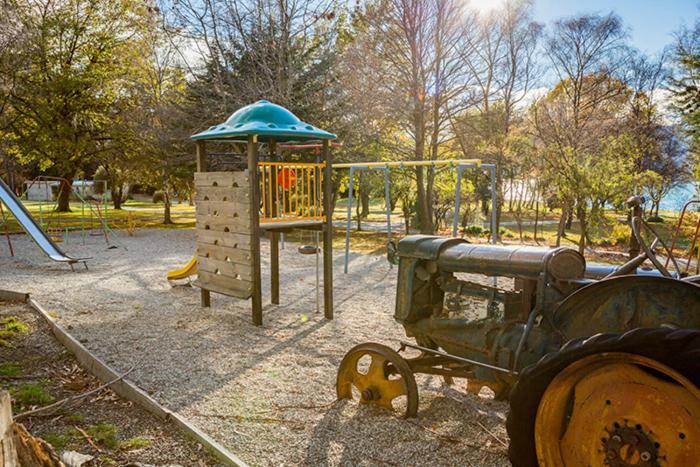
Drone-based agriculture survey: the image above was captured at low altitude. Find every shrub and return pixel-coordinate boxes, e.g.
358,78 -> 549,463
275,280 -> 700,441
461,225 -> 485,236
152,190 -> 165,203
610,223 -> 630,246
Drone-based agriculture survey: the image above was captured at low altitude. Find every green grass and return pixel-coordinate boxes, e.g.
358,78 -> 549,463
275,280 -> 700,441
0,316 -> 29,346
120,436 -> 151,450
11,381 -> 54,406
1,198 -> 195,234
0,362 -> 23,377
85,422 -> 120,449
43,432 -> 70,451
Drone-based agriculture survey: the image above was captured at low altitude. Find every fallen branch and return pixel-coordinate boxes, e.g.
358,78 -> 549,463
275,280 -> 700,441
74,425 -> 104,454
14,366 -> 136,420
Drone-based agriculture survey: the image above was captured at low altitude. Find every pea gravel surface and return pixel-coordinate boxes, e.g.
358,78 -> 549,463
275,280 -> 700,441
0,228 -> 511,466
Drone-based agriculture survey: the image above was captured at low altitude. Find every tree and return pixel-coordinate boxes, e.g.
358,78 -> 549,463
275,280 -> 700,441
2,0 -> 150,211
670,17 -> 700,180
530,13 -> 630,252
341,0 -> 472,233
452,0 -> 542,232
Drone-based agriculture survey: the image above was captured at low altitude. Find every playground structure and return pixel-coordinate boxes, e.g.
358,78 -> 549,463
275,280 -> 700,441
0,177 -> 89,268
335,160 -> 497,273
189,100 -> 335,325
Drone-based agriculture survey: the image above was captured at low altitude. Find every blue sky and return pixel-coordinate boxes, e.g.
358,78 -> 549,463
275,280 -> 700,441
532,0 -> 697,54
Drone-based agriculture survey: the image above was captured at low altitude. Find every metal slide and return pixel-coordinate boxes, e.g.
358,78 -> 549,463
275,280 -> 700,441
0,178 -> 88,266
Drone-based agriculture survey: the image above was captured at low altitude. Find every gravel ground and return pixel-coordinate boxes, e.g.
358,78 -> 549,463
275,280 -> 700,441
0,300 -> 218,465
0,229 -> 510,466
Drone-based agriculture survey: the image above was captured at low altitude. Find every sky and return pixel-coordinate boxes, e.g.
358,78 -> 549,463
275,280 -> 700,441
535,0 -> 696,54
471,0 -> 698,54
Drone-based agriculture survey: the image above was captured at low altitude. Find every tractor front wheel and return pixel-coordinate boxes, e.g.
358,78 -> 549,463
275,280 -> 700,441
507,327 -> 700,467
336,342 -> 419,418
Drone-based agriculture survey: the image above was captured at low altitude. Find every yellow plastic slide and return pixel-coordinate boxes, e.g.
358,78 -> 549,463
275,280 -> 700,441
167,256 -> 197,280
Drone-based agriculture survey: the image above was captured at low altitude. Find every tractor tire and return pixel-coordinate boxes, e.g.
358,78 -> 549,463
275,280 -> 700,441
506,327 -> 700,467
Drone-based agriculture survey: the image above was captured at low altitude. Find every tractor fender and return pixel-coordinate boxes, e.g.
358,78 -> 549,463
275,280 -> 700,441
552,275 -> 700,340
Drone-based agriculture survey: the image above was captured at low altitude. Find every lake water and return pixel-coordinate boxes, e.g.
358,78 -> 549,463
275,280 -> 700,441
658,183 -> 698,211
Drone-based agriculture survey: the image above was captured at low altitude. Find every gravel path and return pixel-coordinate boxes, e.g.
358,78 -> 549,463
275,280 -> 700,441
0,229 -> 510,466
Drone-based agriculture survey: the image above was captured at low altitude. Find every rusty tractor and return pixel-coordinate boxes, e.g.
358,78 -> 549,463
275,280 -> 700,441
336,197 -> 700,466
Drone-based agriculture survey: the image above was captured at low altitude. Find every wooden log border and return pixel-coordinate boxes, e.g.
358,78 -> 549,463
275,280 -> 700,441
0,289 -> 247,467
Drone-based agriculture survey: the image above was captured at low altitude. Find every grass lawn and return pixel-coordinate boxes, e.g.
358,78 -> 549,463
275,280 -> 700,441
1,199 -> 195,234
2,196 -> 697,265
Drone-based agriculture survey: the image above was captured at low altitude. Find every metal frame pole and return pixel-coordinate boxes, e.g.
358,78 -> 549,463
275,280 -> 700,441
383,167 -> 391,243
490,165 -> 497,245
452,167 -> 463,237
344,166 -> 355,274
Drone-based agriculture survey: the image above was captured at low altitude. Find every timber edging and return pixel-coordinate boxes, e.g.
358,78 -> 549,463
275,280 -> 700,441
0,289 -> 247,467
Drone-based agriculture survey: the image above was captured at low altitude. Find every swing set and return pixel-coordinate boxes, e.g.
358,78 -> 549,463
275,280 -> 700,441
334,159 -> 497,273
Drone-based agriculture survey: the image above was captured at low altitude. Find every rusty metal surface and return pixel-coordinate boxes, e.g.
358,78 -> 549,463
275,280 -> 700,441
535,353 -> 700,466
336,342 -> 418,417
553,276 -> 700,340
436,243 -> 585,280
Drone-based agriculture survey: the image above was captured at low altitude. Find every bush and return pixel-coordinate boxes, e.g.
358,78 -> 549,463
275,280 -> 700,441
610,223 -> 630,246
647,215 -> 664,223
461,225 -> 485,236
152,190 -> 165,203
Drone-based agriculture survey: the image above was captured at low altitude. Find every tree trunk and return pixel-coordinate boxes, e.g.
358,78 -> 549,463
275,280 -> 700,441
162,177 -> 172,225
56,178 -> 72,212
577,204 -> 587,254
112,185 -> 123,210
360,187 -> 369,218
555,207 -> 568,247
415,166 -> 433,234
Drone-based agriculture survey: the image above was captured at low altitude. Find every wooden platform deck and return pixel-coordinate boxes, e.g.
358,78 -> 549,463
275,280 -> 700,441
259,219 -> 324,232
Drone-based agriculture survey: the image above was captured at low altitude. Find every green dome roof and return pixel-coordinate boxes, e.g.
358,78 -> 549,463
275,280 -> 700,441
191,100 -> 336,142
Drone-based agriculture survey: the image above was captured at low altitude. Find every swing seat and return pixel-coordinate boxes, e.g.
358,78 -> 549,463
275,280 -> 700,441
298,245 -> 319,255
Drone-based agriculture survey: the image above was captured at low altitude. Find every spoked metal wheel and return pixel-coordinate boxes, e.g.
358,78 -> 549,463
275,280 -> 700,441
535,352 -> 700,466
336,342 -> 418,417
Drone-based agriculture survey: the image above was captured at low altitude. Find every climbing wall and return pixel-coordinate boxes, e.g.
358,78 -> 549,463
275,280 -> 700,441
194,171 -> 253,299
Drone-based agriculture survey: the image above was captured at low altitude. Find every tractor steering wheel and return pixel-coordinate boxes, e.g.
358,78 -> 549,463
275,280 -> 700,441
631,216 -> 682,278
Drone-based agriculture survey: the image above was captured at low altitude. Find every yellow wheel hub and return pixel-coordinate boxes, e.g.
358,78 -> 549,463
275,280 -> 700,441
336,343 -> 418,417
535,352 -> 700,466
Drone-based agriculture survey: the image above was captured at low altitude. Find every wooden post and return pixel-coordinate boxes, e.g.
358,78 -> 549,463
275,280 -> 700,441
201,289 -> 211,307
196,140 -> 211,307
196,140 -> 208,172
0,391 -> 18,466
269,140 -> 280,305
248,135 -> 263,325
322,140 -> 334,319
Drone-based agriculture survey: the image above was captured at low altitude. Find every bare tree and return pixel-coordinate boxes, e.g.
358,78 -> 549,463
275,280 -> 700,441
531,12 -> 630,252
451,0 -> 542,231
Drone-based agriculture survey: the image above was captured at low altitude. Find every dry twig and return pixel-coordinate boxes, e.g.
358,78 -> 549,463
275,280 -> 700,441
14,366 -> 136,420
74,425 -> 104,453
476,421 -> 508,448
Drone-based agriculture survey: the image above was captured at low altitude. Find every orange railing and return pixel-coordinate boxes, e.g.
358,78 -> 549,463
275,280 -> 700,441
258,161 -> 325,223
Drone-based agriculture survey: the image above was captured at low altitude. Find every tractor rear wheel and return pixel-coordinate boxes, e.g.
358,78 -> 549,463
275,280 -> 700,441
506,327 -> 700,467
